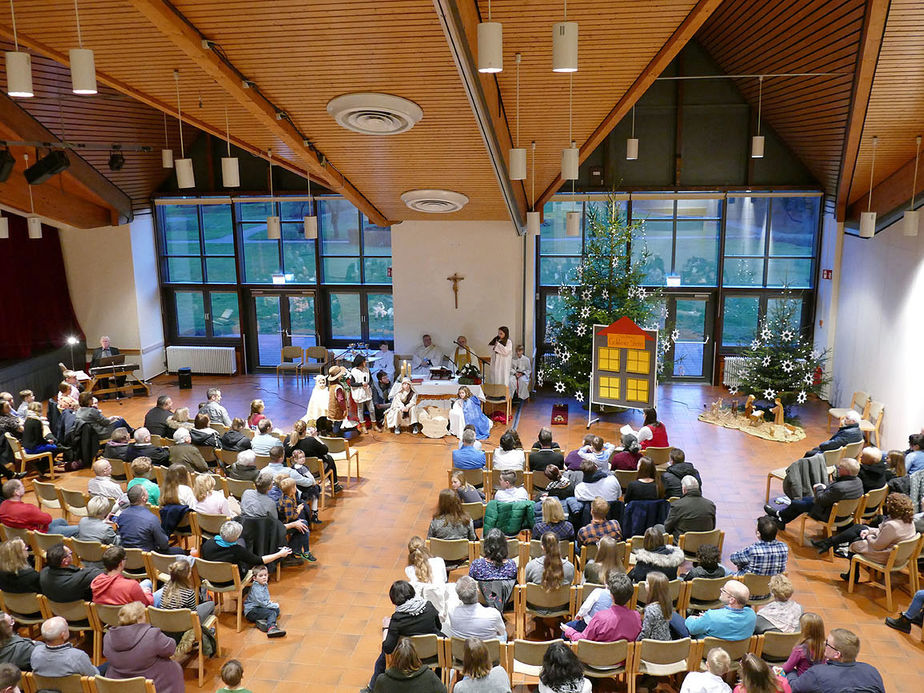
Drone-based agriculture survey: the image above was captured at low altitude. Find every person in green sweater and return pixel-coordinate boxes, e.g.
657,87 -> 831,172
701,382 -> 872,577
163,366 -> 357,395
216,659 -> 252,693
373,637 -> 446,693
126,457 -> 160,506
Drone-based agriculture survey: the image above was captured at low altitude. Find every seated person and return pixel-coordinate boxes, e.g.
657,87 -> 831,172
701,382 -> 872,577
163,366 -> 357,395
886,588 -> 924,633
579,436 -> 615,472
856,446 -> 891,492
637,408 -> 669,450
804,411 -> 864,457
30,616 -> 98,677
386,379 -> 420,435
682,544 -> 727,581
199,387 -> 232,427
679,647 -> 732,693
524,532 -> 575,587
0,479 -> 77,536
730,516 -> 789,576
685,580 -> 756,640
125,428 -> 170,466
561,572 -> 641,642
168,428 -> 208,472
374,342 -> 396,382
449,386 -> 491,440
906,434 -> 924,475
0,537 -> 42,593
576,497 -> 623,546
628,527 -> 685,582
250,419 -> 279,456
21,402 -> 57,461
492,431 -> 525,471
529,428 -> 564,473
661,448 -> 703,498
191,413 -> 222,448
835,492 -> 917,582
531,430 -> 560,450
564,434 -> 596,471
0,610 -> 36,670
573,460 -> 622,503
428,488 -> 477,542
754,574 -> 803,634
276,478 -> 316,562
219,418 -> 252,452
609,433 -> 642,471
371,371 -> 393,428
764,458 -> 863,529
790,628 -> 884,693
227,450 -> 260,481
448,576 -> 507,642
452,429 -> 486,470
143,395 -> 174,438
90,546 -> 154,605
192,473 -> 235,518
75,392 -> 131,439
493,470 -> 528,503
247,399 -> 267,430
411,334 -> 446,376
15,390 -> 34,419
76,496 -> 119,545
624,457 -> 665,503
509,344 -> 531,400
664,476 -> 716,541
116,485 -> 184,555
468,528 -> 517,583
56,382 -> 78,412
102,427 -> 132,461
536,465 -> 576,504
126,457 -> 160,505
165,406 -> 194,432
450,471 -> 485,506
532,497 -> 575,541
200,520 -> 291,577
39,543 -> 102,602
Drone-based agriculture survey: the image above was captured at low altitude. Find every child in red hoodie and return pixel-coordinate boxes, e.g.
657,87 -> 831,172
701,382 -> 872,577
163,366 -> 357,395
90,546 -> 154,605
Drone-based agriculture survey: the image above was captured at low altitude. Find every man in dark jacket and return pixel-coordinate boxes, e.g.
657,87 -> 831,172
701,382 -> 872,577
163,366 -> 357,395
766,458 -> 863,528
115,486 -> 184,554
124,428 -> 170,466
363,580 -> 441,693
142,396 -> 173,438
39,543 -> 102,602
529,428 -> 564,473
857,446 -> 891,492
661,448 -> 703,499
804,411 -> 864,457
663,476 -> 716,540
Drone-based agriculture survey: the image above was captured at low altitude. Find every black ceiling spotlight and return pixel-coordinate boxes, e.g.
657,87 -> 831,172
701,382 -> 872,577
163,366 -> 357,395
24,149 -> 70,185
0,147 -> 14,182
108,145 -> 125,171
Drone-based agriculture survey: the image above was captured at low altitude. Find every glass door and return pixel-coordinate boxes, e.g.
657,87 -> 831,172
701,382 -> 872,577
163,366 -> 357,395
250,292 -> 318,368
326,290 -> 393,346
646,294 -> 715,381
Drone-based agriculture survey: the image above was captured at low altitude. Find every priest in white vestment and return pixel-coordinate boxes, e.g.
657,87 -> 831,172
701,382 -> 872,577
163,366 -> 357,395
411,334 -> 446,376
488,326 -> 512,385
372,342 -> 395,381
509,345 -> 531,400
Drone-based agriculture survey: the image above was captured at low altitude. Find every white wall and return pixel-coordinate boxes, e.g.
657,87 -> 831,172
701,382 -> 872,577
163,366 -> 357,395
391,219 -> 527,372
827,217 -> 924,449
812,211 -> 844,399
59,212 -> 165,380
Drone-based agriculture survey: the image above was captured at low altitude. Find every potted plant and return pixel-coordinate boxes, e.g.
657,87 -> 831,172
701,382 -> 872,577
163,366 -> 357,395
458,363 -> 481,385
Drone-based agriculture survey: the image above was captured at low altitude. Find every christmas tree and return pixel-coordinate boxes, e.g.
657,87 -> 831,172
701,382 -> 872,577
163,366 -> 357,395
733,291 -> 827,408
539,197 -> 667,403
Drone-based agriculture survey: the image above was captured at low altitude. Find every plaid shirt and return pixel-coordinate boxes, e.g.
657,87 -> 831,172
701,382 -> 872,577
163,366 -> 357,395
577,519 -> 622,546
277,495 -> 301,523
730,540 -> 789,576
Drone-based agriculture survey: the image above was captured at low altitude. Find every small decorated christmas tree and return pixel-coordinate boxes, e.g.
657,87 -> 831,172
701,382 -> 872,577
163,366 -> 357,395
734,291 -> 827,408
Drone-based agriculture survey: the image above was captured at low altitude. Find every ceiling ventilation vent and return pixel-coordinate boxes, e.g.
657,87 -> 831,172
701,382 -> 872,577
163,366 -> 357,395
326,93 -> 423,135
401,189 -> 470,213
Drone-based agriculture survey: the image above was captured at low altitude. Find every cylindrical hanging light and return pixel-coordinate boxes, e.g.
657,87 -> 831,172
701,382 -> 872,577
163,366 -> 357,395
626,105 -> 638,160
27,216 -> 42,239
565,210 -> 580,236
303,214 -> 318,240
69,1 -> 96,94
266,148 -> 280,240
173,70 -> 195,188
221,106 -> 240,187
0,214 -> 8,240
5,51 -> 32,98
552,23 -> 578,72
161,112 -> 173,169
902,135 -> 921,238
562,140 -> 579,180
477,0 -> 502,73
859,136 -> 878,238
509,53 -> 526,180
751,75 -> 764,159
527,211 -> 540,236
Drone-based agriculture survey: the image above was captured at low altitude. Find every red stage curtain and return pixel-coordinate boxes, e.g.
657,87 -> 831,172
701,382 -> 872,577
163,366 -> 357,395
0,212 -> 85,360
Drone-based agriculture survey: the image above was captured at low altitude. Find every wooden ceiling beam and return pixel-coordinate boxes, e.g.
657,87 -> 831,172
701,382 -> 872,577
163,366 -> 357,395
127,0 -> 390,226
834,0 -> 890,221
534,0 -> 723,212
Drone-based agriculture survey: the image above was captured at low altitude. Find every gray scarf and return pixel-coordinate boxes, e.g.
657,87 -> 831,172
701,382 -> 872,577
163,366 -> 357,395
394,595 -> 428,616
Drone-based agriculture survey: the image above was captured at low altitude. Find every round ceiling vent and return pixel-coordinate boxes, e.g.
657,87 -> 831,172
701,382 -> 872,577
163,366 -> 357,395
326,93 -> 423,135
401,189 -> 470,213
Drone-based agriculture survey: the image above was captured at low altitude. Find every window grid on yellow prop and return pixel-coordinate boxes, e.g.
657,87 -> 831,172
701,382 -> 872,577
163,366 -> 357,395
598,347 -> 620,372
599,376 -> 620,400
626,349 -> 650,374
627,378 -> 649,403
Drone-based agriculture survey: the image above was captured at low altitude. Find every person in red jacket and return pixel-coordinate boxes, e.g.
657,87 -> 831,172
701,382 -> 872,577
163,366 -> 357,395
90,546 -> 154,605
637,408 -> 669,450
0,480 -> 77,535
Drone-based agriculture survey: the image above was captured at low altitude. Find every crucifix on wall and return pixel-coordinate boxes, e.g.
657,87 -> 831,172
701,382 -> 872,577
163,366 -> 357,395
447,273 -> 464,309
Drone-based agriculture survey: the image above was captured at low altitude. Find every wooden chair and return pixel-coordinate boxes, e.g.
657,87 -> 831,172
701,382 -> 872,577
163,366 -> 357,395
121,548 -> 149,581
486,468 -> 525,499
42,598 -> 97,660
303,456 -> 336,510
24,673 -> 87,693
216,448 -> 239,467
860,400 -> 884,447
146,606 -> 219,687
614,469 -> 638,490
481,383 -> 512,423
4,432 -> 54,479
194,557 -> 253,632
476,537 -> 521,565
448,467 -> 485,490
697,636 -> 755,672
569,582 -> 606,615
631,579 -> 686,611
384,633 -> 442,671
89,602 -> 125,652
575,639 -> 633,684
848,534 -> 923,611
578,542 -> 599,571
89,675 -> 156,693
755,630 -> 803,664
822,446 -> 846,468
319,435 -> 360,486
525,538 -> 575,566
106,457 -> 128,481
462,502 -> 486,528
0,524 -> 30,544
32,480 -> 63,514
681,576 -> 736,614
643,446 -> 672,468
250,453 -> 269,470
28,531 -> 68,570
855,485 -> 889,525
426,538 -> 472,571
144,550 -> 189,586
70,538 -> 107,568
189,511 -> 227,548
57,488 -> 90,523
515,583 -> 572,639
484,450 -> 493,470
0,590 -> 46,631
223,477 -> 255,501
739,573 -> 774,607
799,497 -> 863,561
842,440 -> 864,460
678,529 -> 725,563
276,345 -> 304,384
447,636 -> 504,681
508,639 -> 558,685
828,391 -> 870,431
302,346 -> 330,379
630,638 -> 693,693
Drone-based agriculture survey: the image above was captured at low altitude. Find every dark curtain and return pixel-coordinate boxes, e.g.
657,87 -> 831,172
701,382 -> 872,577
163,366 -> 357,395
0,212 -> 84,360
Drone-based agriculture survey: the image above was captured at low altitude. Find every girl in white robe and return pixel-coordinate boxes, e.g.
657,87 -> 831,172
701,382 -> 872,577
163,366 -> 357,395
489,325 -> 512,385
303,375 -> 328,422
386,379 -> 419,433
509,344 -> 531,400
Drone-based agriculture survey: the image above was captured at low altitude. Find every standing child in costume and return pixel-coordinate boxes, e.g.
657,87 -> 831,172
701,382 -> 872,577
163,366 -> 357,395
349,355 -> 376,432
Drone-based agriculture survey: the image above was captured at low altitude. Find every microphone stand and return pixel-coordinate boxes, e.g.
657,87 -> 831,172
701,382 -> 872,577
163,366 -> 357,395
452,340 -> 488,381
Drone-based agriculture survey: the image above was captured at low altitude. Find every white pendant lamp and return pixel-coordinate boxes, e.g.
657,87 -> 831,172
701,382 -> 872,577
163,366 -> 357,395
24,154 -> 41,239
566,210 -> 580,236
751,75 -> 765,159
173,70 -> 195,188
477,0 -> 502,74
562,142 -> 578,180
221,106 -> 240,187
509,53 -> 526,180
527,140 -> 539,235
859,136 -> 878,239
903,135 -> 921,238
69,1 -> 97,95
626,105 -> 639,160
266,149 -> 280,240
552,1 -> 577,73
303,160 -> 318,240
0,213 -> 8,240
527,211 -> 540,236
161,112 -> 173,168
4,2 -> 32,98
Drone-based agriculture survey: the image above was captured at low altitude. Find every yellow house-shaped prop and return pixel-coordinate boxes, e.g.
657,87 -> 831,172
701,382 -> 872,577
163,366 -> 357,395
591,317 -> 658,410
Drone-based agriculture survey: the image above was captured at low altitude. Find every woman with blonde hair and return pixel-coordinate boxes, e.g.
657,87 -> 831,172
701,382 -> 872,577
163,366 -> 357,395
755,574 -> 802,634
456,638 -> 511,693
165,406 -> 193,431
781,612 -> 825,681
532,497 -> 575,541
524,532 -> 575,589
404,536 -> 456,623
161,464 -> 196,507
428,488 -> 476,541
583,535 -> 624,584
0,538 -> 39,593
734,653 -> 789,693
160,560 -> 215,623
450,470 -> 485,504
192,474 -> 236,517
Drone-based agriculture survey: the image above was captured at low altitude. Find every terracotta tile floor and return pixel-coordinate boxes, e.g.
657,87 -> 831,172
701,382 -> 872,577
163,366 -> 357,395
37,376 -> 924,692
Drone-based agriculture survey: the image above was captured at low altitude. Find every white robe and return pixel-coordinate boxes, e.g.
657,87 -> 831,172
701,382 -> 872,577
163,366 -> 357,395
349,367 -> 372,403
372,349 -> 395,381
386,390 -> 419,428
509,354 -> 531,399
490,339 -> 513,386
303,376 -> 329,422
412,344 -> 446,375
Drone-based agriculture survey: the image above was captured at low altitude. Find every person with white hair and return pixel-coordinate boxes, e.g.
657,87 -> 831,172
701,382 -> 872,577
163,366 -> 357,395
167,427 -> 208,472
685,579 -> 756,640
679,647 -> 732,693
663,475 -> 716,541
227,450 -> 259,481
77,496 -> 119,546
30,616 -> 98,677
124,427 -> 169,466
803,409 -> 864,457
87,459 -> 125,500
448,575 -> 507,642
765,457 -> 864,529
200,520 -> 292,577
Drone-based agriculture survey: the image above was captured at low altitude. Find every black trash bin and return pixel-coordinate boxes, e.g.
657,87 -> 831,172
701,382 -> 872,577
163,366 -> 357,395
178,367 -> 192,390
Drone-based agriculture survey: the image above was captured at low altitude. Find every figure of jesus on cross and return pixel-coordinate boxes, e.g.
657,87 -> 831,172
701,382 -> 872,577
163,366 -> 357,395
447,273 -> 464,309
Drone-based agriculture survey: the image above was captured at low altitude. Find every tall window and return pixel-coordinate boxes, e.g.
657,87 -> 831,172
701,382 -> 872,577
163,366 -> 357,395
161,204 -> 237,283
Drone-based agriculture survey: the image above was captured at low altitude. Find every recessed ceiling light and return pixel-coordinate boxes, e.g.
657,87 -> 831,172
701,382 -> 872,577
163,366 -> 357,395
327,93 -> 423,135
401,189 -> 469,213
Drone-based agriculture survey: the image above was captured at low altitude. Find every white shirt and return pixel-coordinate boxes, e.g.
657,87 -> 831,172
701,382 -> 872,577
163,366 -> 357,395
494,486 -> 529,503
492,449 -> 525,471
510,355 -> 531,377
449,602 -> 508,642
88,476 -> 124,501
373,349 -> 396,379
574,475 -> 622,502
251,433 -> 279,456
538,680 -> 592,693
679,671 -> 732,693
404,557 -> 447,585
412,344 -> 446,371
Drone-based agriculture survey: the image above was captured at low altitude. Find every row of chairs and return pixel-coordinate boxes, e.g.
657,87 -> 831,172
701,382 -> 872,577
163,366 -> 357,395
275,345 -> 330,384
764,439 -> 865,503
458,445 -> 676,473
827,390 -> 884,447
396,630 -> 803,693
4,433 -> 58,480
20,673 -> 154,693
0,591 -> 216,685
450,466 -> 660,501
